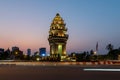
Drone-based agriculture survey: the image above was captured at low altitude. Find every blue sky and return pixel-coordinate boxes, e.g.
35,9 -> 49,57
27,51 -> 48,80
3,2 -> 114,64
0,0 -> 120,54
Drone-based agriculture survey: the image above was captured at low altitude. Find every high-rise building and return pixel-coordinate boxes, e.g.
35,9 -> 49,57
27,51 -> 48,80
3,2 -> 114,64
48,13 -> 69,60
12,46 -> 19,51
27,49 -> 31,56
39,48 -> 46,57
12,46 -> 23,59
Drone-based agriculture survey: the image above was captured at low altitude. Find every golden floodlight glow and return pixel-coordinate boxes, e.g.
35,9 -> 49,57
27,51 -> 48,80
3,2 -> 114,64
58,44 -> 62,50
48,13 -> 68,59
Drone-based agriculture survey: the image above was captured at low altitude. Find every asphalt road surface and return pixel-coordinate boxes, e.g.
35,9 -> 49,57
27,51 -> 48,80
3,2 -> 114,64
0,64 -> 120,80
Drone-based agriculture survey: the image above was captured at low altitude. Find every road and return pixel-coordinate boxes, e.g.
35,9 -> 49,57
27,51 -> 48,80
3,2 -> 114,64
0,62 -> 120,80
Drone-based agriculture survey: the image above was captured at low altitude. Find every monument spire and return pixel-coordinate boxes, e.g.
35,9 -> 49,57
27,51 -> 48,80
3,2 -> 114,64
48,13 -> 68,61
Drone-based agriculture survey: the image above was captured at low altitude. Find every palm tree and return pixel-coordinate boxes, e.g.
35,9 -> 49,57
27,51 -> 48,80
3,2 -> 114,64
106,44 -> 114,52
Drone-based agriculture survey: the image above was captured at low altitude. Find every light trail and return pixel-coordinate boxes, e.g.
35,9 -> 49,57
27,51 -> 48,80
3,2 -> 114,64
84,69 -> 120,71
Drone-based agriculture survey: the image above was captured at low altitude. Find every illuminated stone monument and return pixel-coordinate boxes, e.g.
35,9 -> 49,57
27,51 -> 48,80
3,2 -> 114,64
48,13 -> 68,60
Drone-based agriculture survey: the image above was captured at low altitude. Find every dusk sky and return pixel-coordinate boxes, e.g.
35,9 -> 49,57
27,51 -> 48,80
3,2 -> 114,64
0,0 -> 120,55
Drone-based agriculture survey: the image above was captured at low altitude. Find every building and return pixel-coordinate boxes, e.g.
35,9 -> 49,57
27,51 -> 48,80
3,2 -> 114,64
48,13 -> 69,60
0,48 -> 4,53
39,48 -> 46,57
12,47 -> 19,51
12,46 -> 23,59
27,49 -> 31,56
0,48 -> 4,59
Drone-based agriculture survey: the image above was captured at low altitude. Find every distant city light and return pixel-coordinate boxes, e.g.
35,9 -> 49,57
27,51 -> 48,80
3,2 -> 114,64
36,58 -> 40,61
15,52 -> 18,55
42,54 -> 45,57
94,51 -> 97,55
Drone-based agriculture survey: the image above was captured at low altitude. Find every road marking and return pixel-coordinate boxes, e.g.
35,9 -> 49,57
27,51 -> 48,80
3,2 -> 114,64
84,69 -> 120,71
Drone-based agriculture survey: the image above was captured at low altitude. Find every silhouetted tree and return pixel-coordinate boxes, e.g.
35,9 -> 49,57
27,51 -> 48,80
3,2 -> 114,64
90,50 -> 94,55
57,54 -> 61,61
106,44 -> 114,52
26,55 -> 31,60
107,49 -> 120,60
118,47 -> 120,50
